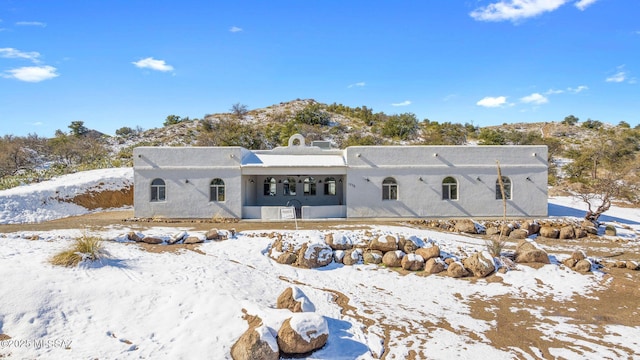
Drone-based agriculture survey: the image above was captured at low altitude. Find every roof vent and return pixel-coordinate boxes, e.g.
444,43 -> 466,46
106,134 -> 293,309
311,140 -> 331,149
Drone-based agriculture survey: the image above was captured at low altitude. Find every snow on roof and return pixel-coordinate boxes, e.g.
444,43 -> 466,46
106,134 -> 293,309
242,153 -> 346,167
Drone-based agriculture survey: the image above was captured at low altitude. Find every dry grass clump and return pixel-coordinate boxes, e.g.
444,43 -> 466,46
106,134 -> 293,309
485,237 -> 506,257
51,235 -> 107,267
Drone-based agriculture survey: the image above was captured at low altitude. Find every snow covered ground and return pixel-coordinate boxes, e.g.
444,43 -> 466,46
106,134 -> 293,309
0,168 -> 639,359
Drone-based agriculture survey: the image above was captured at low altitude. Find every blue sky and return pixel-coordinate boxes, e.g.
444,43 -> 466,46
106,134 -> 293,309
1,0 -> 638,137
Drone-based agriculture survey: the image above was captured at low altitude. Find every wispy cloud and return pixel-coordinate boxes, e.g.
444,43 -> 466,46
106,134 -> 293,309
568,85 -> 588,93
347,82 -> 365,88
545,88 -> 564,95
0,47 -> 41,63
520,93 -> 549,104
16,21 -> 46,27
391,100 -> 411,107
546,85 -> 588,95
470,0 -> 568,22
575,0 -> 598,10
2,65 -> 58,82
476,96 -> 507,108
229,26 -> 243,33
132,57 -> 174,72
606,66 -> 627,83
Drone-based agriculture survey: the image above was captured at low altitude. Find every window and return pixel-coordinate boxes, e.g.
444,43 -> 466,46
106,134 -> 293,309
496,176 -> 512,200
382,177 -> 398,200
264,177 -> 276,196
442,176 -> 458,200
324,177 -> 336,196
303,177 -> 316,196
210,178 -> 225,202
283,177 -> 297,196
150,178 -> 166,202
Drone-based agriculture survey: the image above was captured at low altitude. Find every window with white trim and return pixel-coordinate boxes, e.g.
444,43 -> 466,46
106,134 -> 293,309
382,177 -> 398,200
151,178 -> 166,202
210,178 -> 225,202
442,176 -> 458,200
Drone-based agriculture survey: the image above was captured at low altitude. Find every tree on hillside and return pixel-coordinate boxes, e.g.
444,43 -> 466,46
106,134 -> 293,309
0,135 -> 37,177
230,103 -> 249,120
294,104 -> 331,126
164,115 -> 183,127
477,128 -> 506,145
69,121 -> 89,137
562,115 -> 579,126
381,113 -> 419,140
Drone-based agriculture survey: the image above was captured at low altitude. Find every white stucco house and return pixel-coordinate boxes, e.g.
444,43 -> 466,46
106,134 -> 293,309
133,134 -> 548,220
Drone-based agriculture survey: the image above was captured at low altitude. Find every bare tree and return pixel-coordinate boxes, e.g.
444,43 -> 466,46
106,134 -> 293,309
230,103 -> 249,120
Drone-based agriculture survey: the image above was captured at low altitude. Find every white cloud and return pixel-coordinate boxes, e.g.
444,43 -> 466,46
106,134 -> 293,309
2,65 -> 58,82
575,0 -> 598,10
391,100 -> 411,107
545,88 -> 564,95
476,96 -> 507,108
606,71 -> 626,83
520,93 -> 549,104
470,0 -> 568,22
16,21 -> 46,27
132,57 -> 174,72
229,26 -> 243,33
348,82 -> 365,88
0,47 -> 41,63
568,85 -> 588,93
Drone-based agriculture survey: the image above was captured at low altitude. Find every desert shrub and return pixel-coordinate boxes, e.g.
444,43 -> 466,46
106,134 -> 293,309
51,235 -> 107,267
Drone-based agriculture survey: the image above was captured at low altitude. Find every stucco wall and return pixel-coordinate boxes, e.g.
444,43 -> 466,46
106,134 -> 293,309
344,145 -> 548,218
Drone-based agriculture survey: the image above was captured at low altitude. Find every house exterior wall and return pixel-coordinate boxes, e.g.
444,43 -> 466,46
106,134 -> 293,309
132,139 -> 548,219
133,147 -> 244,218
344,145 -> 548,218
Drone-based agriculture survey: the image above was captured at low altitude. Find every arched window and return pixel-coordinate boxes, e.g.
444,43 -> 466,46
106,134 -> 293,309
150,178 -> 166,202
264,177 -> 276,196
496,176 -> 512,200
303,177 -> 316,196
382,177 -> 398,200
442,177 -> 458,200
283,177 -> 297,196
324,177 -> 336,196
210,178 -> 225,202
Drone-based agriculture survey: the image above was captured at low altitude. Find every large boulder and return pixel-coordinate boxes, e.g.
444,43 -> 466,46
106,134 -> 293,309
626,261 -> 639,270
342,249 -> 362,266
276,252 -> 297,265
205,228 -> 220,240
424,257 -> 446,274
382,250 -> 404,267
563,250 -> 586,268
370,235 -> 398,253
454,220 -> 477,234
139,236 -> 163,244
401,253 -> 425,271
523,221 -> 541,236
574,259 -> 592,273
463,251 -> 495,278
539,226 -> 559,239
447,261 -> 469,278
297,243 -> 333,269
363,250 -> 383,265
559,226 -> 575,239
167,231 -> 187,245
415,244 -> 440,261
183,236 -> 204,244
231,325 -> 278,360
277,286 -> 315,313
399,236 -> 421,253
508,229 -> 529,240
324,233 -> 352,251
516,249 -> 550,264
127,231 -> 144,242
277,314 -> 328,355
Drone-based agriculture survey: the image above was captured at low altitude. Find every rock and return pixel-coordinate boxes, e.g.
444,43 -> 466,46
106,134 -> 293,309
167,231 -> 187,244
539,226 -> 559,239
342,249 -> 361,266
401,253 -> 424,271
563,258 -> 578,268
447,261 -> 469,278
205,229 -> 220,240
583,225 -> 598,235
463,251 -> 495,278
277,314 -> 328,355
370,235 -> 398,253
183,236 -> 203,244
415,244 -> 440,261
363,251 -> 383,265
571,250 -> 587,261
400,238 -> 419,253
515,239 -> 539,254
559,226 -> 575,239
139,236 -> 163,244
231,325 -> 279,360
523,221 -> 541,235
296,243 -> 333,269
626,261 -> 639,270
605,225 -> 617,236
424,257 -> 446,274
574,227 -> 588,238
333,250 -> 345,264
277,287 -> 315,313
516,249 -> 550,264
485,227 -> 500,236
127,231 -> 144,242
276,252 -> 297,265
324,233 -> 352,250
509,229 -> 529,240
581,220 -> 597,228
454,220 -> 477,234
382,250 -> 404,267
574,259 -> 592,273
615,260 -> 627,268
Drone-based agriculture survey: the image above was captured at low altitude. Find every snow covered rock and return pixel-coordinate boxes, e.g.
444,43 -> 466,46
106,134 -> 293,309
167,231 -> 187,244
462,251 -> 495,278
183,236 -> 203,244
363,250 -> 383,265
626,261 -> 639,270
382,250 -> 404,267
415,244 -> 440,261
277,313 -> 328,355
401,253 -> 424,271
370,235 -> 398,253
205,228 -> 220,240
540,226 -> 560,239
342,249 -> 362,266
447,261 -> 469,278
324,233 -> 352,250
398,236 -> 419,253
231,325 -> 278,360
296,243 -> 333,269
277,286 -> 316,313
424,257 -> 446,274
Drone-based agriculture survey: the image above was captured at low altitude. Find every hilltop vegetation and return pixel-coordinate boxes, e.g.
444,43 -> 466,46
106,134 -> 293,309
1,99 -> 640,211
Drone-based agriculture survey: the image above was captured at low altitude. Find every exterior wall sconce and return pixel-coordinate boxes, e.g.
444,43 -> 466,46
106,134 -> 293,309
249,179 -> 255,183
137,154 -> 142,158
476,176 -> 482,182
364,177 -> 370,182
356,153 -> 361,158
185,179 -> 189,184
526,177 -> 532,182
532,153 -> 537,157
433,153 -> 438,157
230,154 -> 235,158
419,177 -> 424,182
338,178 -> 343,183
